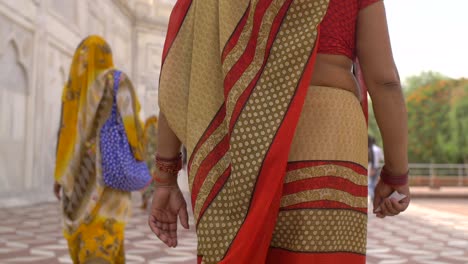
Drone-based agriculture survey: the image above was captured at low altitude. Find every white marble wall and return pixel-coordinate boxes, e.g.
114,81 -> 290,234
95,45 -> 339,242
0,0 -> 174,207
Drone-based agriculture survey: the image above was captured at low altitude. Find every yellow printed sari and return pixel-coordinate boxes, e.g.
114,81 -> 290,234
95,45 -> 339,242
55,36 -> 144,263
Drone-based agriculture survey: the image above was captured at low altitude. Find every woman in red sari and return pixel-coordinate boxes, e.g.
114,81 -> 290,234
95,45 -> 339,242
149,0 -> 410,263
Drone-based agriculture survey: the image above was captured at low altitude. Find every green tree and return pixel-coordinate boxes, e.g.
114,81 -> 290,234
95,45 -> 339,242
406,78 -> 468,163
445,81 -> 468,163
404,71 -> 449,95
369,72 -> 467,164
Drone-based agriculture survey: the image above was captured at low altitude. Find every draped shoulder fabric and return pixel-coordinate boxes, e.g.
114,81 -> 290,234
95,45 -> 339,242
159,1 -> 330,262
61,68 -> 144,262
55,36 -> 114,185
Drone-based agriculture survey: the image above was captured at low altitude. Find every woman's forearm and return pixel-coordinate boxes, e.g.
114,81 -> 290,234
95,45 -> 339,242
157,112 -> 182,158
370,84 -> 408,175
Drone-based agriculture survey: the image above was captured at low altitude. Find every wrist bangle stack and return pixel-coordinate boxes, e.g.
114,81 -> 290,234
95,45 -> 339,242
153,153 -> 182,186
380,165 -> 409,187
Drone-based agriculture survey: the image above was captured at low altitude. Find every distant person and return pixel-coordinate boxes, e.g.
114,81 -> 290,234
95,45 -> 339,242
150,1 -> 410,263
54,36 -> 144,263
368,135 -> 384,200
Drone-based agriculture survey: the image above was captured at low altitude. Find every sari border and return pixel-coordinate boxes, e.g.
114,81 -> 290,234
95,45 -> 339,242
196,165 -> 232,228
187,105 -> 225,170
268,246 -> 367,256
221,15 -> 323,264
221,3 -> 252,62
161,0 -> 193,65
194,0 -> 290,228
287,160 -> 367,174
280,201 -> 368,214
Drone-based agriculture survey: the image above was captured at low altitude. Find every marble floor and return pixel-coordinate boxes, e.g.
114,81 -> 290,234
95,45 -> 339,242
0,197 -> 467,264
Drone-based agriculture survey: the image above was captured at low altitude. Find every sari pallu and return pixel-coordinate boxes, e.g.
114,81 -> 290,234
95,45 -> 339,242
160,0 -> 366,263
62,69 -> 144,263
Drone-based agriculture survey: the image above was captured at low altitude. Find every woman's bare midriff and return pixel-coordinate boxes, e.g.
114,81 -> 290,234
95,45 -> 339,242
310,54 -> 360,98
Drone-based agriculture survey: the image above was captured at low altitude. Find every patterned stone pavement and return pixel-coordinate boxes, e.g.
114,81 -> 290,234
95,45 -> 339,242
367,199 -> 468,264
0,197 -> 467,263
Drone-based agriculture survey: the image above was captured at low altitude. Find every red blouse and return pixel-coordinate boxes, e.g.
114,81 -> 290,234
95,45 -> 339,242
318,0 -> 382,59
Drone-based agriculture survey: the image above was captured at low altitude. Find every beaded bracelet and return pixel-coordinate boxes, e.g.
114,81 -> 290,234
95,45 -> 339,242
380,165 -> 409,187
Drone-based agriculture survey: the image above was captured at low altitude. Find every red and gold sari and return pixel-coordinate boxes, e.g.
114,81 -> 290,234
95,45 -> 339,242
159,0 -> 368,263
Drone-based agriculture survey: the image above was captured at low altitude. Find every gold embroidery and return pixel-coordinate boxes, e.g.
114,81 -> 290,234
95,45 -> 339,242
280,188 -> 367,208
271,209 -> 367,254
285,164 -> 367,186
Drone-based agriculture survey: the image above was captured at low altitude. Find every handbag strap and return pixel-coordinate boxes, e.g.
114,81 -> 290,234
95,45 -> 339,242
112,70 -> 122,101
111,70 -> 122,115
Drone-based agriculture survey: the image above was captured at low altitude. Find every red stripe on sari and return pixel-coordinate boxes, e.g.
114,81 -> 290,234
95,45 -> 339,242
282,176 -> 367,197
191,135 -> 229,207
222,4 -> 252,62
161,0 -> 192,64
220,18 -> 321,264
224,0 -> 274,98
197,166 -> 232,226
228,0 -> 293,131
266,248 -> 366,264
281,200 -> 368,214
188,106 -> 225,170
287,160 -> 367,175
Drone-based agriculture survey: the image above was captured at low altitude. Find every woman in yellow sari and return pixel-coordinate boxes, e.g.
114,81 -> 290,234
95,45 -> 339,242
54,36 -> 144,263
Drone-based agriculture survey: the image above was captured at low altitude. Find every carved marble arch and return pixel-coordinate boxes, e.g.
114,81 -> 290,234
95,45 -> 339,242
49,0 -> 78,27
0,39 -> 29,94
0,39 -> 29,191
0,39 -> 28,140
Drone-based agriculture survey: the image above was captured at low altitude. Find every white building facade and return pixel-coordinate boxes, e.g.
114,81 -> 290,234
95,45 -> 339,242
0,0 -> 175,207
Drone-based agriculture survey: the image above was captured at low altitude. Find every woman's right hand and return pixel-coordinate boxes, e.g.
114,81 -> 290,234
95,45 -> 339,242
373,181 -> 410,218
148,184 -> 189,247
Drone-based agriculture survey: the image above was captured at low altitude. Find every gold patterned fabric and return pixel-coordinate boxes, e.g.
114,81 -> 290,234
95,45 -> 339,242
55,36 -> 143,263
267,86 -> 368,263
159,1 -> 367,263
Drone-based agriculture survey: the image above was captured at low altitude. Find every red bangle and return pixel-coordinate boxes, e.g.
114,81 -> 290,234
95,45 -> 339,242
156,153 -> 182,163
154,153 -> 182,175
380,165 -> 409,186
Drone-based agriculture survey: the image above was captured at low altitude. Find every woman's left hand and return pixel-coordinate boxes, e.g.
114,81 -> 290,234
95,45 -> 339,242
148,185 -> 189,247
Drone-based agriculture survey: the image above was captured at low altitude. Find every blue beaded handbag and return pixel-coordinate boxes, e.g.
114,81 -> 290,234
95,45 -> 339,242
100,71 -> 151,191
